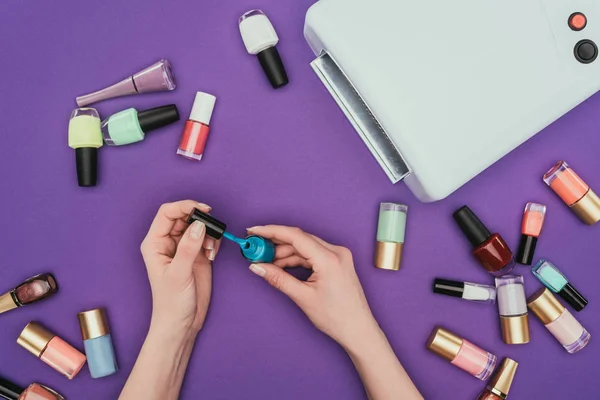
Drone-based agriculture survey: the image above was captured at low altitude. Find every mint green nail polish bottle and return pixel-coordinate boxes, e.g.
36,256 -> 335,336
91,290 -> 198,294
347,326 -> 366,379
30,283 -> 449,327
101,104 -> 179,146
375,202 -> 407,271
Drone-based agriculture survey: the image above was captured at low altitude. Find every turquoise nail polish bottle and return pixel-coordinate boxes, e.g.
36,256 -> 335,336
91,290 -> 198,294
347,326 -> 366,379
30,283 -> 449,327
532,259 -> 588,311
223,232 -> 275,263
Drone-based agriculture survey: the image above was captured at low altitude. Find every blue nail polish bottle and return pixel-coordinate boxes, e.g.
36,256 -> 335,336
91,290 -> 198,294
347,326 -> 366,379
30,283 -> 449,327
78,308 -> 118,378
223,232 -> 275,263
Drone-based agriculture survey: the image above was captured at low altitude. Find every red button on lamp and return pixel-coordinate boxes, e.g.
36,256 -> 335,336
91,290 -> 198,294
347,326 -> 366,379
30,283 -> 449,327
569,12 -> 587,31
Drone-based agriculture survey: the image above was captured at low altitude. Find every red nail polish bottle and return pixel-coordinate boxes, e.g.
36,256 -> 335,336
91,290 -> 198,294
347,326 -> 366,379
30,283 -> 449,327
453,206 -> 515,276
177,92 -> 216,161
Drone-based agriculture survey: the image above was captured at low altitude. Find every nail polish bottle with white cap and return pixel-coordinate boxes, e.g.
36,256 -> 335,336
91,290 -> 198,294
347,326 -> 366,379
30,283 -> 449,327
177,92 -> 216,161
239,10 -> 288,88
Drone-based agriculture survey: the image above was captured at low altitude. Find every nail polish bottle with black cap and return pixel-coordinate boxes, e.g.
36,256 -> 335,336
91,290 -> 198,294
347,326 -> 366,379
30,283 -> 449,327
532,259 -> 588,311
101,105 -> 180,146
239,9 -> 289,89
433,278 -> 496,304
453,206 -> 515,276
68,108 -> 103,187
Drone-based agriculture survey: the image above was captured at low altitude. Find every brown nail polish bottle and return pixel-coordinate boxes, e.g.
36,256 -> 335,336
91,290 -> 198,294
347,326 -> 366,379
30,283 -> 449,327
453,206 -> 515,276
476,358 -> 518,399
0,273 -> 59,315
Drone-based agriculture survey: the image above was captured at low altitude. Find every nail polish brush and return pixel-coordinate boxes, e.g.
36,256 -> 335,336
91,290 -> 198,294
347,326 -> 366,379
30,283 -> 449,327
187,208 -> 275,263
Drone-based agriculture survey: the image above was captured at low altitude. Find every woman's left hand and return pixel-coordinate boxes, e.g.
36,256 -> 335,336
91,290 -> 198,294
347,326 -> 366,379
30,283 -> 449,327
140,200 -> 220,335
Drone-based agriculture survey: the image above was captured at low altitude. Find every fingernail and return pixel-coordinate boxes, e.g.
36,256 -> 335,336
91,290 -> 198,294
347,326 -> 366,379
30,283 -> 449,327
203,238 -> 215,250
249,264 -> 266,277
247,226 -> 262,233
198,202 -> 212,211
208,248 -> 217,261
190,221 -> 206,239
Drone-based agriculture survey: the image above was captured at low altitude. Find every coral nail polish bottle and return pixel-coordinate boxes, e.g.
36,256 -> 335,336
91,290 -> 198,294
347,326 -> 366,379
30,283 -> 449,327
17,322 -> 86,379
453,206 -> 515,276
516,202 -> 546,265
177,92 -> 216,161
0,376 -> 64,400
543,160 -> 600,225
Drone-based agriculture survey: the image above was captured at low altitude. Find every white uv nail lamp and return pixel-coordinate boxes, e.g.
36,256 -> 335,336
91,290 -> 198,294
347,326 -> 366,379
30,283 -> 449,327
304,0 -> 600,202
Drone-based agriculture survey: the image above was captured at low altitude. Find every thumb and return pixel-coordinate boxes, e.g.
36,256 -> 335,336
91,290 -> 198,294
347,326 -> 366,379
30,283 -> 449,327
249,263 -> 308,304
172,221 -> 206,272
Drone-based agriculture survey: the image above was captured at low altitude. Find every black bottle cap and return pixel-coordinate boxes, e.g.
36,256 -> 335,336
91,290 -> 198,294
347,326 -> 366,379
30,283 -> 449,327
138,105 -> 180,133
257,47 -> 288,89
0,377 -> 23,400
516,235 -> 537,265
559,283 -> 588,311
433,278 -> 464,298
187,208 -> 227,240
75,147 -> 98,187
452,206 -> 492,247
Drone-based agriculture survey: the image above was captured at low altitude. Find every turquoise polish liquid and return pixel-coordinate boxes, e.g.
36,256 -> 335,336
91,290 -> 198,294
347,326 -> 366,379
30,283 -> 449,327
222,231 -> 275,263
532,259 -> 568,292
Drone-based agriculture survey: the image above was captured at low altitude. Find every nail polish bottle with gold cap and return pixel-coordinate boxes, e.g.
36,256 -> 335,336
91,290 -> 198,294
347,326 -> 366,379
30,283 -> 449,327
78,308 -> 118,378
496,275 -> 530,344
527,288 -> 591,353
374,203 -> 407,271
17,322 -> 86,379
476,358 -> 518,399
426,327 -> 497,380
543,160 -> 600,225
0,273 -> 58,315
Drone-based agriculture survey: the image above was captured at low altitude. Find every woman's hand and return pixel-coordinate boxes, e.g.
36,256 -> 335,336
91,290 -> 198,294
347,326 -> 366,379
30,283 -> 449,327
120,200 -> 221,400
246,225 -> 378,351
140,200 -> 221,335
247,225 -> 423,400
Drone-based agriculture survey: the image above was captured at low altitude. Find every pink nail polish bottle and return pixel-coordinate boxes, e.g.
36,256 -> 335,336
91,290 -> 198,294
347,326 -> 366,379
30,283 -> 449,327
17,322 -> 87,379
427,327 -> 497,380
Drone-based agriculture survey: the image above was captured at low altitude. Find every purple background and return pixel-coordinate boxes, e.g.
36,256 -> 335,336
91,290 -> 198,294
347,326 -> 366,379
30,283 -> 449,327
0,0 -> 599,399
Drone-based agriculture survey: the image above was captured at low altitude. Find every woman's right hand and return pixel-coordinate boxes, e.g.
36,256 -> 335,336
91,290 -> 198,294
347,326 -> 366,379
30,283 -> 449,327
248,225 -> 423,400
246,225 -> 379,351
